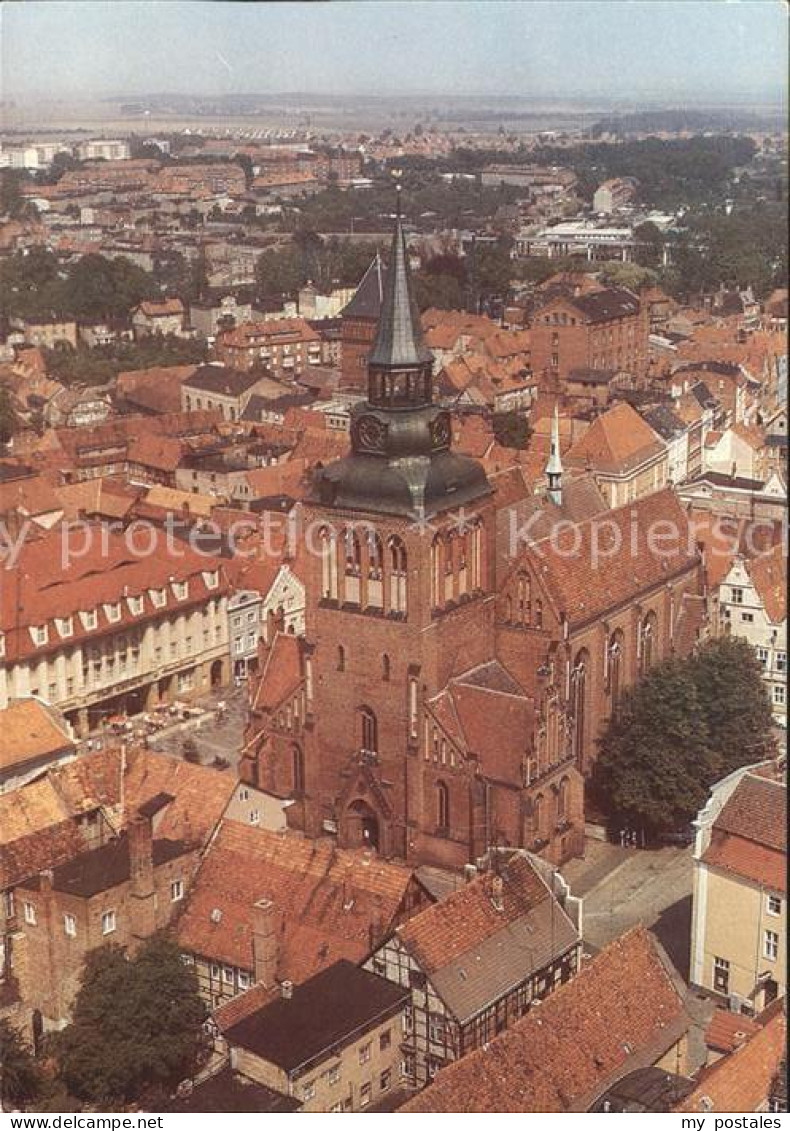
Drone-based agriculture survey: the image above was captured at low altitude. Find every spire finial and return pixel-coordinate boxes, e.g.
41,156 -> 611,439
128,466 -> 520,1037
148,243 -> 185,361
546,402 -> 563,506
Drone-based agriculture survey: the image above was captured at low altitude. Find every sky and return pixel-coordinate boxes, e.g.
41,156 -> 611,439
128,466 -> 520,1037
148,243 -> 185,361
1,0 -> 787,105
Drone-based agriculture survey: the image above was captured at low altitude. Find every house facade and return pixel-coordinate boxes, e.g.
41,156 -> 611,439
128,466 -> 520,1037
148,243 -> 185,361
366,852 -> 581,1088
717,546 -> 786,723
0,526 -> 230,736
690,765 -> 786,1012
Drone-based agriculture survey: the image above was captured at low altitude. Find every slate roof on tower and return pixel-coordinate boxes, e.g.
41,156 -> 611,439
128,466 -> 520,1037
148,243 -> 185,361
341,253 -> 388,320
368,211 -> 433,369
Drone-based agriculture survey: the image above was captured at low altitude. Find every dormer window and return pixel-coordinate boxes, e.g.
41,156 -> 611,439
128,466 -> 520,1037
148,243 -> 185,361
172,580 -> 189,601
149,588 -> 167,609
0,632 -> 5,658
203,570 -> 219,590
31,625 -> 49,647
127,595 -> 144,616
79,609 -> 98,631
55,617 -> 74,638
104,602 -> 122,623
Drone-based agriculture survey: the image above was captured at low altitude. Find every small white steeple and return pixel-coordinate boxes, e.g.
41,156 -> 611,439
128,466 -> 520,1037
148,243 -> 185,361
546,403 -> 563,506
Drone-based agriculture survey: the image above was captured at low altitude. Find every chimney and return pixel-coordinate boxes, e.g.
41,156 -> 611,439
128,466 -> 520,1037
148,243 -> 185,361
128,812 -> 156,942
252,898 -> 279,987
280,979 -> 293,1000
491,875 -> 504,913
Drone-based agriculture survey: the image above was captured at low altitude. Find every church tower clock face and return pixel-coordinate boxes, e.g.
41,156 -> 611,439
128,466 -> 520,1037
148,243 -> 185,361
354,414 -> 387,454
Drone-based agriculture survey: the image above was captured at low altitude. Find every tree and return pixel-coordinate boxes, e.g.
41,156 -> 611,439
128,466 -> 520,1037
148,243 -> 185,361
255,245 -> 304,298
0,387 -> 21,445
413,270 -> 465,312
598,262 -> 658,291
688,636 -> 774,778
0,1019 -> 42,1108
593,638 -> 776,835
593,658 -> 716,835
633,221 -> 665,270
492,411 -> 532,450
57,937 -> 208,1105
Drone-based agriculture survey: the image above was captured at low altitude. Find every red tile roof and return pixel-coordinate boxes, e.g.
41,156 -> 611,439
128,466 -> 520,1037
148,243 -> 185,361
512,488 -> 700,627
702,774 -> 787,893
403,926 -> 687,1112
704,1008 -> 760,1055
0,524 -> 228,663
565,403 -> 664,475
676,1008 -> 786,1114
0,699 -> 74,773
175,821 -> 420,982
136,298 -> 184,318
748,543 -> 786,624
715,774 -> 786,852
396,853 -> 549,974
251,632 -> 303,713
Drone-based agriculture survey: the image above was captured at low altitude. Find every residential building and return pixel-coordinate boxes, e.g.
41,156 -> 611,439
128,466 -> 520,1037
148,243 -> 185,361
215,318 -> 324,378
1,746 -> 235,1034
0,525 -> 230,736
640,403 -> 690,485
563,402 -> 668,506
717,544 -> 786,722
402,926 -> 690,1112
75,139 -> 131,162
189,295 -> 255,339
11,318 -> 78,350
223,961 -> 408,1113
530,289 -> 649,385
676,1006 -> 786,1115
0,698 -> 75,793
181,364 -> 278,422
593,177 -> 639,214
175,820 -> 432,1010
228,589 -> 264,680
690,763 -> 786,1011
705,424 -> 765,480
366,851 -> 581,1088
131,298 -> 186,339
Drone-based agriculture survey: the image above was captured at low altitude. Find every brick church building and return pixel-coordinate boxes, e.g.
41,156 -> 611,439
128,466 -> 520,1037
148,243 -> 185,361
339,252 -> 387,389
242,208 -> 704,870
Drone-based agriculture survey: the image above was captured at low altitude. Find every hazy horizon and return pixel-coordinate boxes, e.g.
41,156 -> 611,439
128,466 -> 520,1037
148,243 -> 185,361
1,1 -> 787,107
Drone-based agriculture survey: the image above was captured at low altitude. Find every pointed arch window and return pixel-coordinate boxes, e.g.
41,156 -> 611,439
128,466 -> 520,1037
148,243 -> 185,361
292,744 -> 305,795
360,706 -> 378,754
319,526 -> 338,602
639,612 -> 657,676
533,793 -> 546,842
337,645 -> 346,672
382,654 -> 391,682
517,572 -> 531,625
557,776 -> 570,823
344,527 -> 362,604
436,781 -> 450,831
571,650 -> 589,769
431,534 -> 443,610
608,631 -> 624,711
388,536 -> 408,615
367,530 -> 384,610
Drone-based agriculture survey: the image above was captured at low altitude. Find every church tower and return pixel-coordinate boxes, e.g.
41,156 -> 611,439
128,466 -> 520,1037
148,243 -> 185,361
289,200 -> 496,861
